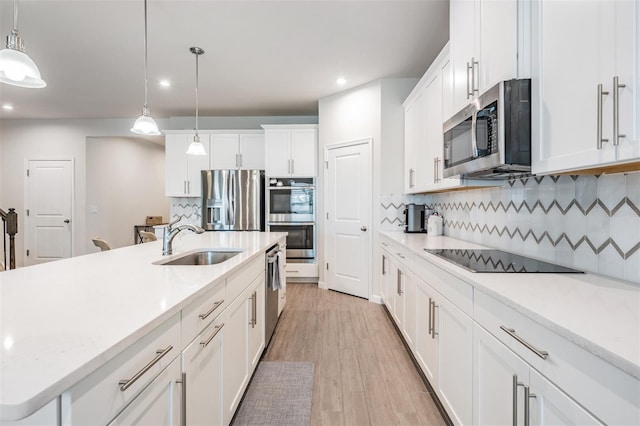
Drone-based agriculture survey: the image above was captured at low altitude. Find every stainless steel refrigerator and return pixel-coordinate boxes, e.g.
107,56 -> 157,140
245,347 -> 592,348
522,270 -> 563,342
201,170 -> 265,231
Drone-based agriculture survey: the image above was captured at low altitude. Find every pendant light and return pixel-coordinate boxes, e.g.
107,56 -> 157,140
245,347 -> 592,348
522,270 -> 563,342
0,0 -> 46,88
186,47 -> 207,156
131,0 -> 160,135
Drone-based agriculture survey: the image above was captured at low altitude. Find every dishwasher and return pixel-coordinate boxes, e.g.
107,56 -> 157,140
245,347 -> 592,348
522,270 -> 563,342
265,243 -> 283,347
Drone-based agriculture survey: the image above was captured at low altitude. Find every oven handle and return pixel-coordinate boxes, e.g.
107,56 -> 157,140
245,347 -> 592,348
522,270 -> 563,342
267,186 -> 315,190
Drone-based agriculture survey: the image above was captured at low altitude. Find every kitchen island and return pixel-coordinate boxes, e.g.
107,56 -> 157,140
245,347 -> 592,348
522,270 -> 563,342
0,231 -> 286,423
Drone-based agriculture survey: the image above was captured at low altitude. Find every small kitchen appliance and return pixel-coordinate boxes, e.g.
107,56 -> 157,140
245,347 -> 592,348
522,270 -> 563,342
427,213 -> 443,235
404,204 -> 427,233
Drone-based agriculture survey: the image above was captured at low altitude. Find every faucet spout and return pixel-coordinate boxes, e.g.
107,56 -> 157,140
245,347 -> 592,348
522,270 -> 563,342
162,222 -> 205,256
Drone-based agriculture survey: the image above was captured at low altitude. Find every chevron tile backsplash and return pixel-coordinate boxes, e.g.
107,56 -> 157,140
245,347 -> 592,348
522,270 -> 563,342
381,172 -> 640,284
170,198 -> 201,226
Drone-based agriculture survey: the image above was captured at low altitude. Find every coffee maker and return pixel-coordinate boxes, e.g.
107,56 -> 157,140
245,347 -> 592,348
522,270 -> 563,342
404,203 -> 427,233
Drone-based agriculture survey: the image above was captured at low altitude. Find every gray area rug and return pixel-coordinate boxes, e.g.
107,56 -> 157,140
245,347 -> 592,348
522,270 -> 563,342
232,361 -> 314,426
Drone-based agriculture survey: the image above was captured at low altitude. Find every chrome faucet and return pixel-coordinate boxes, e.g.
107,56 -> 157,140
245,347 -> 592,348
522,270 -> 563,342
162,219 -> 205,256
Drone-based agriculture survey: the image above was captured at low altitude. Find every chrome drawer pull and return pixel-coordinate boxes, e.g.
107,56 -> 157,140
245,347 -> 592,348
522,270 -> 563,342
198,299 -> 224,320
500,326 -> 549,359
119,345 -> 173,391
200,323 -> 225,348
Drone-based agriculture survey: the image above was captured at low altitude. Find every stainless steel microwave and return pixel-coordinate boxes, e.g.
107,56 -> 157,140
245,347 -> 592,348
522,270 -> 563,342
443,79 -> 531,179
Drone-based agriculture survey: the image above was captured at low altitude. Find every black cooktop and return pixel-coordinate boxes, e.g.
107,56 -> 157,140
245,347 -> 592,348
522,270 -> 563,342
424,249 -> 584,273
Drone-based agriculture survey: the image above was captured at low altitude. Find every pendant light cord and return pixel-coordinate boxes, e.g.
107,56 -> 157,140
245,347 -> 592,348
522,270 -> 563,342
143,0 -> 149,112
13,0 -> 18,31
195,51 -> 199,137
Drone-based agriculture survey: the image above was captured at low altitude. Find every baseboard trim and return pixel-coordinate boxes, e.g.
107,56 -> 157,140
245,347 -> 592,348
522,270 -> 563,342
317,281 -> 328,290
369,294 -> 383,304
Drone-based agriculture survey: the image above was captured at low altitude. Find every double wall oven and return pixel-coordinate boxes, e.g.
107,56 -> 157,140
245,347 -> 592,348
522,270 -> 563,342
267,178 -> 315,262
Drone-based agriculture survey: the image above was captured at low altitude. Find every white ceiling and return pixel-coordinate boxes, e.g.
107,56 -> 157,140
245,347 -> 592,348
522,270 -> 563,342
0,0 -> 449,120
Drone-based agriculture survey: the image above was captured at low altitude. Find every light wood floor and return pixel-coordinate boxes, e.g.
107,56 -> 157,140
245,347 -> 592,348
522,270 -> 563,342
263,284 -> 447,426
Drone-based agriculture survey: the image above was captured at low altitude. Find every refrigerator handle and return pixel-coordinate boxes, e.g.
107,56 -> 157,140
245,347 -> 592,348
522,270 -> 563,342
230,171 -> 237,226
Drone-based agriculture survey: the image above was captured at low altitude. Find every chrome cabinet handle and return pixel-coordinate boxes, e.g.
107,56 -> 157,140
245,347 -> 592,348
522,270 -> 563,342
613,76 -> 626,146
471,58 -> 479,95
64,219 -> 70,224
381,242 -> 388,247
200,323 -> 224,348
524,385 -> 536,426
431,302 -> 439,338
396,269 -> 402,295
183,180 -> 187,194
361,226 -> 367,232
428,297 -> 433,335
119,345 -> 173,391
501,325 -> 549,359
597,84 -> 610,149
177,371 -> 186,426
249,291 -> 257,328
291,159 -> 294,174
198,299 -> 224,320
396,252 -> 405,259
433,158 -> 437,183
513,374 -> 525,426
409,168 -> 415,188
466,61 -> 472,99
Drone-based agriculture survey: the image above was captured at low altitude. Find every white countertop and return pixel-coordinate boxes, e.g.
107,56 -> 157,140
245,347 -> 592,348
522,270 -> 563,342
381,231 -> 640,380
0,231 -> 286,421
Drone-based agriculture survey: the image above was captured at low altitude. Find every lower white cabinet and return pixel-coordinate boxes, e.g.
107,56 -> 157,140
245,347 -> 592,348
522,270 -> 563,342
108,357 -> 181,425
223,275 -> 265,425
414,278 -> 438,392
473,323 -> 602,426
182,318 -> 224,426
2,400 -> 59,426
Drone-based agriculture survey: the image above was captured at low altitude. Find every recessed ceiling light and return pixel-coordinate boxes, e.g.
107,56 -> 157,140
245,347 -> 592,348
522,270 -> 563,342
2,104 -> 14,110
336,77 -> 347,86
159,79 -> 171,88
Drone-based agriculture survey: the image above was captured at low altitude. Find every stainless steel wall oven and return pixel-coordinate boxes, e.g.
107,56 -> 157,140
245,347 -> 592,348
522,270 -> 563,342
267,178 -> 315,262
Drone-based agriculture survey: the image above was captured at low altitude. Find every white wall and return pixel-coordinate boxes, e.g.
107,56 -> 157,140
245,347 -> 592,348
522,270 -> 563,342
318,78 -> 416,299
86,137 -> 169,252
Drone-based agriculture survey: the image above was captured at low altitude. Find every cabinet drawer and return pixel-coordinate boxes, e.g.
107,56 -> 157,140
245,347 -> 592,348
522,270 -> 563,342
226,256 -> 264,304
381,238 -> 414,270
61,313 -> 181,425
181,280 -> 226,348
414,255 -> 473,316
474,290 -> 640,425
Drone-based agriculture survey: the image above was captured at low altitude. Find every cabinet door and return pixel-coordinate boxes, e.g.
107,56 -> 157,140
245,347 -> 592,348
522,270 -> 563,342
450,0 -> 478,113
392,264 -> 404,326
424,71 -> 443,189
401,269 -> 416,350
182,319 -> 224,426
186,134 -> 210,197
291,129 -> 317,176
404,84 -> 428,193
223,291 -> 250,425
415,278 -> 438,387
211,134 -> 240,169
239,133 -> 266,170
265,129 -> 291,176
435,293 -> 473,426
248,277 -> 266,371
380,251 -> 389,304
532,0 -> 617,174
473,324 -> 530,426
108,357 -> 181,425
165,134 -> 189,197
477,0 -> 519,92
529,369 -> 603,426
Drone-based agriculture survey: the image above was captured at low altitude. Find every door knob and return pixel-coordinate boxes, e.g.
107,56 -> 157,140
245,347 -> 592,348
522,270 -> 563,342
360,226 -> 367,232
64,219 -> 70,224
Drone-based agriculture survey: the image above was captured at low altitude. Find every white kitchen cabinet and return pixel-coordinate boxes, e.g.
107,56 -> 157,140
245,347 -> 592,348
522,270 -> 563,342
108,357 -> 181,425
263,125 -> 318,177
450,0 -> 526,114
532,0 -> 639,175
414,278 -> 438,390
210,132 -> 265,170
433,289 -> 473,426
165,132 -> 211,197
2,400 -> 59,426
223,274 -> 265,425
473,324 -> 603,426
182,318 -> 224,426
404,44 -> 498,194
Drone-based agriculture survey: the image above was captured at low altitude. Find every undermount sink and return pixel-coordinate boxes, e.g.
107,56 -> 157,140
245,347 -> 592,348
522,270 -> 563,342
155,249 -> 243,266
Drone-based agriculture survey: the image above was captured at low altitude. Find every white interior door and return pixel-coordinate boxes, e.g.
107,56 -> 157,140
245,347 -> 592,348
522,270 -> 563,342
325,140 -> 371,299
26,159 -> 73,265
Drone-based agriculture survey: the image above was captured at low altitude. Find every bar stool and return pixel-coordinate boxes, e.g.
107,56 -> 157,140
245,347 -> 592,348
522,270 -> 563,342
139,231 -> 157,243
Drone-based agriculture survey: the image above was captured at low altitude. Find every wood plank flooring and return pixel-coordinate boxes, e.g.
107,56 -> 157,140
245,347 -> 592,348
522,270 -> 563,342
263,284 -> 447,426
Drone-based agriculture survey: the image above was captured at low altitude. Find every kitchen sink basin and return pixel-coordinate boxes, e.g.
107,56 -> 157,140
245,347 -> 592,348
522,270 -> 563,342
155,249 -> 243,266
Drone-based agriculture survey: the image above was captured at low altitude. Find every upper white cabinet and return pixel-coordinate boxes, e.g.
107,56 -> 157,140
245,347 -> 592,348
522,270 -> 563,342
165,132 -> 210,197
404,44 -> 498,194
210,132 -> 265,170
532,0 -> 639,175
449,0 -> 528,116
263,125 -> 318,177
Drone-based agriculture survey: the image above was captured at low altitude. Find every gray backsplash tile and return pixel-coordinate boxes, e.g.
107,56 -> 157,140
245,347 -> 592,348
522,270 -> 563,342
381,172 -> 640,284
